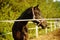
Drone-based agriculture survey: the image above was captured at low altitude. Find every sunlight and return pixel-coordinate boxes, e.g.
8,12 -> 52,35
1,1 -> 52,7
53,0 -> 60,2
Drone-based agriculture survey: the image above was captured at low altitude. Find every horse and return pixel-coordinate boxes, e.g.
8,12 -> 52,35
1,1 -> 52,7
12,5 -> 47,40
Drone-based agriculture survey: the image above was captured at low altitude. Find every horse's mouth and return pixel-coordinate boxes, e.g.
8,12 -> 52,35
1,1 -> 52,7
38,23 -> 47,29
32,20 -> 47,29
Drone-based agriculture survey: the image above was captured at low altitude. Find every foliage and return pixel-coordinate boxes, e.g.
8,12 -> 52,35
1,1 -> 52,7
0,0 -> 60,40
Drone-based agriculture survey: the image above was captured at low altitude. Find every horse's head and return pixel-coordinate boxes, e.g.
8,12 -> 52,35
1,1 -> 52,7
32,5 -> 47,29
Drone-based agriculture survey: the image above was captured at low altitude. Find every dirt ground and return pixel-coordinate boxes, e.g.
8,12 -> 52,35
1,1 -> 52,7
32,28 -> 60,40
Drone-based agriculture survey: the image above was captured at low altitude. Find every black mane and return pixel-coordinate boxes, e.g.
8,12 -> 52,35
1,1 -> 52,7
17,7 -> 33,20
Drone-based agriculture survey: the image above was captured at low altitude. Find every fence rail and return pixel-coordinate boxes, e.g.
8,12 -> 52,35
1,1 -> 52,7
0,18 -> 60,22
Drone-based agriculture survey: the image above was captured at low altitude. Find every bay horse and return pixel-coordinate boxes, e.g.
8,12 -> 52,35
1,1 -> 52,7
12,5 -> 47,40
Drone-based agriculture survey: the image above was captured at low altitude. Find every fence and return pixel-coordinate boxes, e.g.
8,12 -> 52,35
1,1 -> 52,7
28,21 -> 60,38
0,18 -> 60,39
35,22 -> 59,38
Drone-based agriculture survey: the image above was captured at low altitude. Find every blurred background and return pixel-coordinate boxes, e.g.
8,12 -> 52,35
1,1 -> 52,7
0,0 -> 60,40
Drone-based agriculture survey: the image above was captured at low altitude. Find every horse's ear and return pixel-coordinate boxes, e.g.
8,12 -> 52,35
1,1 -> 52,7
34,4 -> 39,9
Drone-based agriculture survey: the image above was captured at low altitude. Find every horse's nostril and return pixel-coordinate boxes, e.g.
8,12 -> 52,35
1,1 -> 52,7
46,25 -> 47,27
46,24 -> 47,27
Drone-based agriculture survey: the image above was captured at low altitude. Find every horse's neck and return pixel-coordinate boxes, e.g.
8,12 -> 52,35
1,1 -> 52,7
18,21 -> 28,26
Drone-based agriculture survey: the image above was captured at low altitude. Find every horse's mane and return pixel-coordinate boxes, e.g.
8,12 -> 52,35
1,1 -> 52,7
17,7 -> 33,20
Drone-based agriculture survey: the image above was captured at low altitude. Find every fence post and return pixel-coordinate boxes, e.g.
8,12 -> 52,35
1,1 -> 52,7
45,28 -> 48,34
51,22 -> 53,31
46,0 -> 48,3
36,25 -> 38,38
54,22 -> 57,30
